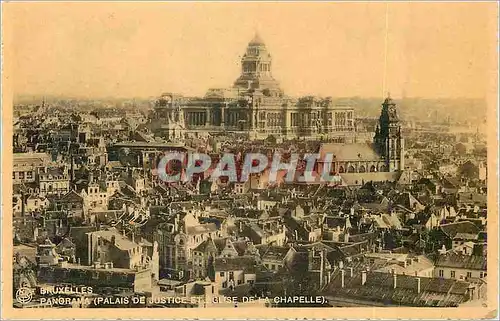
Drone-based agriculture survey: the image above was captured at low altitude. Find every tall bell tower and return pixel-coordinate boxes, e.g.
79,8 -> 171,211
374,95 -> 405,171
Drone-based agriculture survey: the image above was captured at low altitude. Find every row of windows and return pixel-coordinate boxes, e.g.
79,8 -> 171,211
13,171 -> 34,179
222,280 -> 245,288
40,175 -> 67,180
219,271 -> 234,278
264,263 -> 281,270
438,269 -> 483,279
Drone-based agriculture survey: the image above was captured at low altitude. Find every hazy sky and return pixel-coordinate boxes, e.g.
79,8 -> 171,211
6,2 -> 496,99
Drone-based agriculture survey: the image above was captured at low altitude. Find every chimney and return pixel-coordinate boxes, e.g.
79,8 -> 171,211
341,269 -> 345,288
174,213 -> 179,232
361,271 -> 367,285
393,274 -> 397,289
416,277 -> 421,293
319,250 -> 325,288
87,233 -> 92,266
21,191 -> 26,217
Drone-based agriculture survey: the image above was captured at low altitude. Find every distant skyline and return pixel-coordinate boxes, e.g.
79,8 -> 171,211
7,2 -> 496,100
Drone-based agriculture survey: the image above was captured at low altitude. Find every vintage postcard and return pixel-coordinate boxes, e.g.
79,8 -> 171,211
1,1 -> 498,320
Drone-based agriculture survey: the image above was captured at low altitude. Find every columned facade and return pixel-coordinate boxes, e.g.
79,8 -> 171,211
150,33 -> 357,141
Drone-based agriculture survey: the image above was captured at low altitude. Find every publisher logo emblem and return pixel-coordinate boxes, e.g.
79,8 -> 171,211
15,287 -> 33,304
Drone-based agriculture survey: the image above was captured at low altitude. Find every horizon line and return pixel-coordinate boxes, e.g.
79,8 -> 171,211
13,93 -> 488,102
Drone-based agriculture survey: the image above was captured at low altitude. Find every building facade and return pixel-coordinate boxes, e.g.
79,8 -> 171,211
150,34 -> 356,141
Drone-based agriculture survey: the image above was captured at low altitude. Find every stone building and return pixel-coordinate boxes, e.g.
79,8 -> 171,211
314,95 -> 406,185
150,33 -> 356,141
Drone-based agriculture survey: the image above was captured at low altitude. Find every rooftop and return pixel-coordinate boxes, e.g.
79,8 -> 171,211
435,253 -> 486,271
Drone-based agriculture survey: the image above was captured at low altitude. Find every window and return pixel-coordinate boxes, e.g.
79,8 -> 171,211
237,280 -> 242,285
480,272 -> 484,278
466,272 -> 472,278
229,271 -> 234,280
438,269 -> 444,277
451,271 -> 455,278
19,172 -> 24,179
220,272 -> 225,277
12,172 -> 15,179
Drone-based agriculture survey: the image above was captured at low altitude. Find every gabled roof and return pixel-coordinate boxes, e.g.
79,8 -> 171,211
59,190 -> 83,202
261,245 -> 290,261
186,223 -> 218,235
193,238 -> 218,253
89,228 -> 138,251
324,216 -> 346,229
319,143 -> 380,161
231,240 -> 250,256
393,192 -> 424,211
435,253 -> 486,271
213,256 -> 257,273
440,221 -> 480,239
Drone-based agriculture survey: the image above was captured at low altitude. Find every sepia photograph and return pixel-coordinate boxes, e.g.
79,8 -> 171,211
1,1 -> 498,320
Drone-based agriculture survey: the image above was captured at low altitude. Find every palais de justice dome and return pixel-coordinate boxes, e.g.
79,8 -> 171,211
149,33 -> 357,141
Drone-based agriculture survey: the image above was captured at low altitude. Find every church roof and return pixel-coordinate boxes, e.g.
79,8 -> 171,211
319,143 -> 381,161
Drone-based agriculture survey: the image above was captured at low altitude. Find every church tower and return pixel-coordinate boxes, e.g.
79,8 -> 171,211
374,95 -> 404,171
233,33 -> 283,97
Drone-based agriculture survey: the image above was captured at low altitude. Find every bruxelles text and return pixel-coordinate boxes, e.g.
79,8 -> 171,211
156,152 -> 343,184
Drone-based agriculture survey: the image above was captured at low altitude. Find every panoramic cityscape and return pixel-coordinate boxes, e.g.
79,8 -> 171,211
5,2 -> 496,317
11,32 -> 489,309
